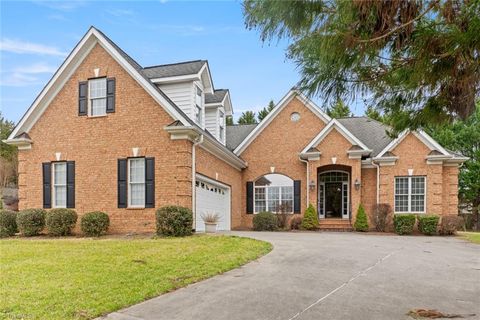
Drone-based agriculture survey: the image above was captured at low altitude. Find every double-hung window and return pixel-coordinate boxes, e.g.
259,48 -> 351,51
195,85 -> 203,124
128,158 -> 146,207
219,111 -> 225,141
254,174 -> 294,213
394,176 -> 426,213
89,78 -> 107,116
52,162 -> 67,208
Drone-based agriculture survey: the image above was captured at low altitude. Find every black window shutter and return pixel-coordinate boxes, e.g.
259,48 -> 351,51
246,181 -> 254,214
294,180 -> 301,214
106,78 -> 115,113
118,159 -> 127,208
42,162 -> 52,209
78,81 -> 88,115
145,157 -> 155,208
66,161 -> 75,208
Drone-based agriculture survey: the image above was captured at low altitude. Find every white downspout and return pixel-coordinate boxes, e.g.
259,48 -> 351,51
192,134 -> 204,230
299,156 -> 309,207
373,160 -> 380,204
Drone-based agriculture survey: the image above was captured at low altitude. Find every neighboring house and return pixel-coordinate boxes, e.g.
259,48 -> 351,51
4,27 -> 468,233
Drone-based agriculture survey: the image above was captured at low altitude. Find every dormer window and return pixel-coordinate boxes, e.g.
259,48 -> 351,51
195,105 -> 202,124
89,78 -> 107,116
219,110 -> 225,141
194,85 -> 203,125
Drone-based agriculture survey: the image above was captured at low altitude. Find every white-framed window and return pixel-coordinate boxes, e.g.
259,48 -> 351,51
89,78 -> 107,116
195,104 -> 202,124
52,162 -> 67,208
254,174 -> 293,213
219,110 -> 225,141
394,176 -> 426,213
128,158 -> 145,207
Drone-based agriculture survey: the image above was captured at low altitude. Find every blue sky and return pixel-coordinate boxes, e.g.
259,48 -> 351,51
0,0 -> 366,124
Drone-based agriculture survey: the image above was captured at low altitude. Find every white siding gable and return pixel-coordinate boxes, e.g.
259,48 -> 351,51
157,82 -> 194,119
205,108 -> 217,136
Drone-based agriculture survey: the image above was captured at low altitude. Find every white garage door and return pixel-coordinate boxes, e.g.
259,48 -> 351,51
195,176 -> 230,232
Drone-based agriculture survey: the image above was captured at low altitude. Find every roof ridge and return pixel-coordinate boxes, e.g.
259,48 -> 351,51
143,59 -> 206,69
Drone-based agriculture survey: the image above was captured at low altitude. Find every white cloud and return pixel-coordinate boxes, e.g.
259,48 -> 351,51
31,0 -> 86,12
107,9 -> 135,17
0,38 -> 67,57
1,63 -> 57,87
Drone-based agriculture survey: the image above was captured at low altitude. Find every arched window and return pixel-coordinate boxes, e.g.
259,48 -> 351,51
254,174 -> 293,213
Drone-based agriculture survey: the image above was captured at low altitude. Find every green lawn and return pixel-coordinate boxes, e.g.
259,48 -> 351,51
458,231 -> 480,244
0,235 -> 272,320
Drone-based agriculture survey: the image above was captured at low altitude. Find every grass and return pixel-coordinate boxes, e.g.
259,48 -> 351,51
0,235 -> 272,320
458,231 -> 480,244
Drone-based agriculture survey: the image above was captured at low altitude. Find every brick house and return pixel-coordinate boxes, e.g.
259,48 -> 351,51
4,27 -> 468,233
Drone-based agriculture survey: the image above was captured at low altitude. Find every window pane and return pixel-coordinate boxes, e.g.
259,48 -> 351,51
89,79 -> 106,98
129,159 -> 145,183
411,195 -> 425,212
54,186 -> 66,207
395,177 -> 408,195
91,98 -> 106,116
130,183 -> 145,206
54,163 -> 66,185
411,177 -> 425,195
395,195 -> 409,212
281,187 -> 293,200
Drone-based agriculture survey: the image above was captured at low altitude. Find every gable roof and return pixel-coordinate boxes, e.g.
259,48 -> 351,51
233,89 -> 331,155
143,60 -> 206,78
225,124 -> 258,151
337,117 -> 392,156
205,89 -> 228,104
301,119 -> 372,154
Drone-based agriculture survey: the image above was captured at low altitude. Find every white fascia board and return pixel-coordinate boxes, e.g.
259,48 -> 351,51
301,119 -> 371,154
377,130 -> 451,158
233,89 -> 330,155
9,27 -> 192,140
150,74 -> 200,83
200,63 -> 214,94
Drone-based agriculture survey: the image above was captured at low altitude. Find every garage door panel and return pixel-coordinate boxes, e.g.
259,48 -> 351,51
195,179 -> 230,231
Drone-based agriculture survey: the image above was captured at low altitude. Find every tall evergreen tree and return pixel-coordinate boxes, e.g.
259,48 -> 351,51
244,1 -> 480,134
238,111 -> 257,125
326,99 -> 352,118
226,116 -> 234,126
258,100 -> 275,121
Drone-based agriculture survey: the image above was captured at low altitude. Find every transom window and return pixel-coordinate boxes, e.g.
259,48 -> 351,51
394,176 -> 426,213
89,78 -> 107,116
128,158 -> 145,207
52,162 -> 67,208
254,174 -> 293,213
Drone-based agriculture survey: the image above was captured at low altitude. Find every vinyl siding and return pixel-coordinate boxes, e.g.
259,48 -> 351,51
205,108 -> 218,138
157,82 -> 194,118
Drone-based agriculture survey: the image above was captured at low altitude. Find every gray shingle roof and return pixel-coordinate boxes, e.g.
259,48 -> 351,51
205,89 -> 228,104
142,60 -> 206,79
337,117 -> 393,156
226,124 -> 258,151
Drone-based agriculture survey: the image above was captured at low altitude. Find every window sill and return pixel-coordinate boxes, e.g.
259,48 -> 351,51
87,115 -> 108,119
126,207 -> 146,210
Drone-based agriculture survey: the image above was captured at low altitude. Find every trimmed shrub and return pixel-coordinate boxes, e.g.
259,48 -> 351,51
354,204 -> 369,232
393,214 -> 416,235
156,206 -> 193,237
0,209 -> 17,238
373,203 -> 392,232
301,204 -> 319,230
418,215 -> 440,235
290,216 -> 303,230
45,209 -> 78,236
81,211 -> 110,237
253,212 -> 278,231
16,209 -> 46,236
439,215 -> 463,235
80,211 -> 110,237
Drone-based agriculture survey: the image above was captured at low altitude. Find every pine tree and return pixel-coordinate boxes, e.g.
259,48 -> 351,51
354,204 -> 369,232
301,204 -> 319,230
238,111 -> 257,124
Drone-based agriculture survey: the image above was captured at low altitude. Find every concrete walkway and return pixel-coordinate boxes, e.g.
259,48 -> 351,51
103,232 -> 480,320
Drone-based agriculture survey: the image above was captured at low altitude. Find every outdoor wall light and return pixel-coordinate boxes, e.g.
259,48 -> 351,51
354,178 -> 361,190
309,180 -> 316,191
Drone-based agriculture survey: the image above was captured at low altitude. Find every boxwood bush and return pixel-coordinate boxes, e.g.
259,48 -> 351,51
354,204 -> 369,232
301,204 -> 319,230
156,206 -> 193,237
45,209 -> 78,236
0,209 -> 17,238
393,214 -> 416,235
418,215 -> 440,235
81,211 -> 110,237
16,209 -> 46,236
253,212 -> 278,231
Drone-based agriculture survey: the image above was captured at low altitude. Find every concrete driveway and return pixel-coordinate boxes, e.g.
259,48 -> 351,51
104,232 -> 480,320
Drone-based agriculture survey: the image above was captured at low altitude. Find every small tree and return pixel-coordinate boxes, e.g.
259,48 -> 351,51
354,204 -> 369,232
258,100 -> 275,121
238,111 -> 257,124
301,204 -> 318,230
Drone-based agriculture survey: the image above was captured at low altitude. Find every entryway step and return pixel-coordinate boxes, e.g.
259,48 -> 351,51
318,219 -> 353,231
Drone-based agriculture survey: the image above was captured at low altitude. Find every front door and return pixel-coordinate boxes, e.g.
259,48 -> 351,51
318,171 -> 349,219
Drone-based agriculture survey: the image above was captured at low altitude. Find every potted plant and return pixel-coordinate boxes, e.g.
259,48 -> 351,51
201,212 -> 221,233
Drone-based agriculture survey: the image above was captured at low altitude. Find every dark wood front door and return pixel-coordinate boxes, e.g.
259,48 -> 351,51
325,182 -> 342,218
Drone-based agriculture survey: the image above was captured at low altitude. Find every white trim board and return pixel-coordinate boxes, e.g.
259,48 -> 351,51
7,26 -> 192,141
301,119 -> 371,154
376,130 -> 450,158
233,89 -> 331,155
